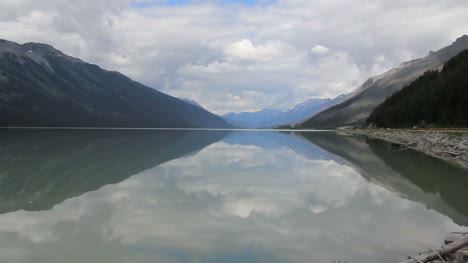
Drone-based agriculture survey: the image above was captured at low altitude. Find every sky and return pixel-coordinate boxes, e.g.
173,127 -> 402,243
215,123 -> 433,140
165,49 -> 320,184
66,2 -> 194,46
0,0 -> 467,114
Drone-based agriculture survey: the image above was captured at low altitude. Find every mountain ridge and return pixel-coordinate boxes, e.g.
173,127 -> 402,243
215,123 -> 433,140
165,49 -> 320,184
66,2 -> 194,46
0,39 -> 231,128
223,94 -> 346,128
367,49 -> 468,128
299,35 -> 468,129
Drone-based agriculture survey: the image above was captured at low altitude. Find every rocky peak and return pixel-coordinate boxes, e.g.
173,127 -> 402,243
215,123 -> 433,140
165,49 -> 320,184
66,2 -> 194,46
0,39 -> 23,54
0,39 -> 17,46
454,34 -> 468,43
21,42 -> 83,64
22,42 -> 64,56
0,39 -> 83,71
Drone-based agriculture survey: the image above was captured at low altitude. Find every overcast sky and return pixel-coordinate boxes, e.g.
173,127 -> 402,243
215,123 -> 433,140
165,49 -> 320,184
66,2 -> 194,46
0,0 -> 467,114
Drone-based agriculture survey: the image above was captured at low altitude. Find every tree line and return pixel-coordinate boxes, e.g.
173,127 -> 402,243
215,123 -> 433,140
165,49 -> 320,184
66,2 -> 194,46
367,49 -> 468,128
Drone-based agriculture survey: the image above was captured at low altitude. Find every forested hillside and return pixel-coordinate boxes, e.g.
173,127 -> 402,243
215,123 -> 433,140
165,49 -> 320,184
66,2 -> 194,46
299,35 -> 468,129
367,49 -> 468,128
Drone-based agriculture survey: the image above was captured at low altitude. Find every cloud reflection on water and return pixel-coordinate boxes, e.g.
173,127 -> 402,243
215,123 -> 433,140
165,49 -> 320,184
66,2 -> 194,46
0,131 -> 466,263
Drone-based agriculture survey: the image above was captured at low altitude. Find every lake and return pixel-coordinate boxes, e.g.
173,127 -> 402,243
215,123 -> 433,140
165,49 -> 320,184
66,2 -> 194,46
0,129 -> 467,263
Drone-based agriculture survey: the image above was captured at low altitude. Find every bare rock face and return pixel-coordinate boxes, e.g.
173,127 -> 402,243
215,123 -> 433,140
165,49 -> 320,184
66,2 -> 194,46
300,35 -> 468,129
0,40 -> 81,72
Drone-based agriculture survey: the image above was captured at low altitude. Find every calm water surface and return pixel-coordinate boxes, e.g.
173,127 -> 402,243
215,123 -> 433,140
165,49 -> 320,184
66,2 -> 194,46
0,129 -> 467,263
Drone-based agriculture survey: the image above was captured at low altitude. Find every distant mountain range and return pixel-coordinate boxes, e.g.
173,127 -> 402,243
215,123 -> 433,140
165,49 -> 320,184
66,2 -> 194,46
0,39 -> 231,128
300,35 -> 468,129
223,94 -> 346,128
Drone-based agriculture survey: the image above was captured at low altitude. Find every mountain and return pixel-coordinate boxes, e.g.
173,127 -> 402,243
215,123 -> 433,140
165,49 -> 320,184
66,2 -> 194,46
367,49 -> 468,128
0,39 -> 231,128
181,98 -> 204,109
223,108 -> 287,128
222,94 -> 346,128
300,35 -> 468,129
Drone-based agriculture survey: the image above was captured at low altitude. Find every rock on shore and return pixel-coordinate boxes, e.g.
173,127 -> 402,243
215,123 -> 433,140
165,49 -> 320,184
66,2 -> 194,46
354,130 -> 468,169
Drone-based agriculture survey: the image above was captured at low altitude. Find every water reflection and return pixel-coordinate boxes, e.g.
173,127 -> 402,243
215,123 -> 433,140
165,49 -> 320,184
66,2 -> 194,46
0,130 -> 466,263
0,129 -> 227,213
368,139 -> 468,223
299,132 -> 468,226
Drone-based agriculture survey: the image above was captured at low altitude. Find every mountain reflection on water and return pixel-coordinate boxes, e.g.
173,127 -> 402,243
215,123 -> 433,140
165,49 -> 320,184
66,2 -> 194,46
0,129 -> 466,263
299,132 -> 468,226
0,129 -> 228,213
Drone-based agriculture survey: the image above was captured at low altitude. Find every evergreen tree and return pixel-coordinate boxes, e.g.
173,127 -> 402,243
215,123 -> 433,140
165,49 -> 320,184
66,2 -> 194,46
367,49 -> 468,128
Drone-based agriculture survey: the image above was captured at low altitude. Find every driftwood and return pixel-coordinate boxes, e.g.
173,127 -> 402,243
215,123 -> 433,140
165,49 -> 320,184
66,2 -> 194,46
400,235 -> 468,263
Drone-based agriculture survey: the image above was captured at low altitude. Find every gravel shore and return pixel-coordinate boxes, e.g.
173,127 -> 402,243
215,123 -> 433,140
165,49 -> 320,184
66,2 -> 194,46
353,130 -> 468,169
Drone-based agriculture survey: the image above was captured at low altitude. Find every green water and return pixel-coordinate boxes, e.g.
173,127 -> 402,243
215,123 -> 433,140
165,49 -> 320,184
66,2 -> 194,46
0,129 -> 466,263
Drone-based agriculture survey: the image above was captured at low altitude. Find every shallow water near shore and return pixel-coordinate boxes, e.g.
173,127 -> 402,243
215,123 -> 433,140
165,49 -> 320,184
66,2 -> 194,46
0,129 -> 467,263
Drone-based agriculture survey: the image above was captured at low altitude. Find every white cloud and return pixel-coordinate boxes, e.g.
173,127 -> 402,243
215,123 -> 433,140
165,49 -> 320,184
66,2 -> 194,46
310,45 -> 330,55
0,0 -> 467,114
224,39 -> 285,63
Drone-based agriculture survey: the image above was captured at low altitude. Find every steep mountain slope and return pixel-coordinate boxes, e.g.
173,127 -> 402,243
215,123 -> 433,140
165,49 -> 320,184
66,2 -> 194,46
367,49 -> 468,128
300,35 -> 468,129
0,39 -> 231,128
181,98 -> 204,109
223,94 -> 346,128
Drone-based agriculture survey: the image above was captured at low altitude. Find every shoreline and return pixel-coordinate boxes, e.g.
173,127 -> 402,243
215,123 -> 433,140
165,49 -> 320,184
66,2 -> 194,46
345,129 -> 468,169
398,232 -> 468,263
0,127 -> 330,132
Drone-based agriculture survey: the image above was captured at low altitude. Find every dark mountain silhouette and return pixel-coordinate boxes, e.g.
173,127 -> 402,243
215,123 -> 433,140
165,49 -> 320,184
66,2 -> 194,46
0,39 -> 231,128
